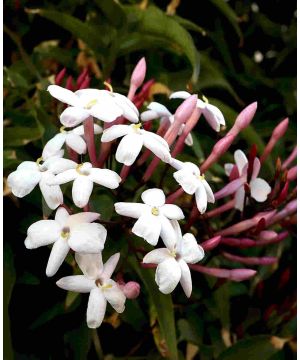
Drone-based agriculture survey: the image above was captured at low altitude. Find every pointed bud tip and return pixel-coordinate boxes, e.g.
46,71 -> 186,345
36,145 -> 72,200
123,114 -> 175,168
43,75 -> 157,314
230,269 -> 257,281
131,57 -> 147,88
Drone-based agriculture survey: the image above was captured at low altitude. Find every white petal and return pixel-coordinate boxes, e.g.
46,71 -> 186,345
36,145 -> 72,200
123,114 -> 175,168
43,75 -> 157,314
87,288 -> 107,328
169,91 -> 191,100
169,158 -> 185,171
178,259 -> 192,297
26,220 -> 61,249
234,150 -> 248,177
141,188 -> 165,206
66,133 -> 87,154
224,163 -> 234,176
67,212 -> 100,227
51,169 -> 77,185
141,130 -> 169,149
56,275 -> 95,293
132,213 -> 161,246
116,133 -> 143,166
75,88 -> 105,103
250,178 -> 271,202
184,132 -> 193,146
102,280 -> 126,313
42,133 -> 66,160
195,183 -> 208,214
68,223 -> 107,253
202,104 -> 225,131
114,202 -> 146,219
48,85 -> 79,106
102,253 -> 120,280
140,109 -> 159,122
161,204 -> 184,220
143,248 -> 171,264
60,106 -> 90,127
202,179 -> 215,203
142,132 -> 171,163
17,161 -> 39,171
234,186 -> 245,211
55,207 -> 70,227
44,158 -> 77,174
46,238 -> 70,277
72,124 -> 102,136
173,169 -> 199,195
39,171 -> 63,210
72,176 -> 94,208
160,216 -> 178,250
155,258 -> 181,294
89,169 -> 121,189
147,102 -> 172,117
75,253 -> 103,279
251,157 -> 261,180
7,169 -> 41,198
88,101 -> 123,123
113,93 -> 139,122
101,125 -> 130,142
179,233 -> 204,264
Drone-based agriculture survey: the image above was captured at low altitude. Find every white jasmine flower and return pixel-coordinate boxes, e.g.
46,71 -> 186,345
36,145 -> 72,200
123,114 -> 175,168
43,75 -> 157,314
140,102 -> 193,146
7,156 -> 77,209
47,86 -> 139,127
101,123 -> 171,166
170,159 -> 215,214
170,91 -> 225,132
56,252 -> 126,328
25,207 -> 106,276
225,150 -> 271,211
49,162 -> 121,208
115,188 -> 184,248
143,221 -> 204,297
42,124 -> 103,159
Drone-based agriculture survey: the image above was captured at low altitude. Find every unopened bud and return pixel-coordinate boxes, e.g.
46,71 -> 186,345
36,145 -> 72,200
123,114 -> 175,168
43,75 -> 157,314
65,75 -> 74,91
228,102 -> 257,136
131,57 -> 146,88
122,281 -> 140,299
174,94 -> 198,125
55,68 -> 66,85
200,236 -> 221,251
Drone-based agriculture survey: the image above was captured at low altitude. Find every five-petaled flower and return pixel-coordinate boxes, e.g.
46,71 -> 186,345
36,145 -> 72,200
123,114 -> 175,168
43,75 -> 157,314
56,252 -> 126,328
141,102 -> 193,146
101,123 -> 171,166
48,86 -> 139,127
42,123 -> 103,159
143,221 -> 205,296
170,91 -> 225,132
25,207 -> 106,276
49,162 -> 121,208
7,155 -> 77,209
115,188 -> 184,249
225,149 -> 272,211
171,159 -> 215,214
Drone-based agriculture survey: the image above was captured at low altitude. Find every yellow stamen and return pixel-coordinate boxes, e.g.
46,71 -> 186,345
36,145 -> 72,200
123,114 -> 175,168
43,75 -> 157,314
36,157 -> 43,165
170,249 -> 177,258
202,95 -> 209,104
104,81 -> 113,93
151,207 -> 159,216
60,126 -> 66,133
132,123 -> 142,131
101,283 -> 113,290
61,230 -> 70,240
84,99 -> 98,109
198,174 -> 205,181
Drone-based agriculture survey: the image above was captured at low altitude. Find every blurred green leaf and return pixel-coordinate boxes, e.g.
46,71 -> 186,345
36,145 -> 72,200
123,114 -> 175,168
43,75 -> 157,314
4,126 -> 44,147
94,0 -> 126,28
64,324 -> 92,360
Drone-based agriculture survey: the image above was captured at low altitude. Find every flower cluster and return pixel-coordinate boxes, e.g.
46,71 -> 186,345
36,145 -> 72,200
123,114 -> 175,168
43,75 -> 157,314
7,58 -> 296,329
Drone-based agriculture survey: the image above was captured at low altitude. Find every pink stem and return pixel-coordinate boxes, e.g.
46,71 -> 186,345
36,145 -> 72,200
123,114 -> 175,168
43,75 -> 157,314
66,145 -> 79,163
222,252 -> 278,265
282,146 -> 297,170
120,165 -> 131,181
84,116 -> 98,167
166,187 -> 184,204
205,199 -> 235,218
190,264 -> 257,281
200,236 -> 221,251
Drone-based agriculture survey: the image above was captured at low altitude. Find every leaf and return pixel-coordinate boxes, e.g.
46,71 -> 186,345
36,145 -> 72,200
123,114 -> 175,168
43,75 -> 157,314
129,256 -> 178,360
122,5 -> 200,83
178,319 -> 202,345
30,303 -> 65,330
209,0 -> 243,43
64,323 -> 92,360
217,335 -> 282,360
4,126 -> 44,147
172,15 -> 207,36
94,0 -> 126,28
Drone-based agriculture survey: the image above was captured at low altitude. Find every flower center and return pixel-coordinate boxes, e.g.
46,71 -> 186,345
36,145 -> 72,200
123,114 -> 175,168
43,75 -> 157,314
84,99 -> 98,109
169,249 -> 177,258
60,126 -> 66,133
76,164 -> 89,176
61,227 -> 70,240
95,279 -> 112,289
151,207 -> 160,216
36,156 -> 44,166
198,174 -> 205,181
132,123 -> 142,133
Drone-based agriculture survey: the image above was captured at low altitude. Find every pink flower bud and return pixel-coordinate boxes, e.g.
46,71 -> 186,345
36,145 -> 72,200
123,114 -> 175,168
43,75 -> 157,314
122,281 -> 141,299
200,236 -> 221,251
190,264 -> 256,282
65,75 -> 74,91
76,68 -> 89,88
173,94 -> 198,126
78,75 -> 91,89
282,146 -> 297,170
257,230 -> 277,241
287,166 -> 297,181
229,269 -> 257,281
221,237 -> 256,248
55,67 -> 66,85
214,178 -> 244,200
227,102 -> 257,136
222,252 -> 278,265
130,57 -> 146,89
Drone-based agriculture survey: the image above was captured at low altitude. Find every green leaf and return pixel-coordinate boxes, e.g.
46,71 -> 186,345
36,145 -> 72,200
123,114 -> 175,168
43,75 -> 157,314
217,335 -> 281,360
30,303 -> 65,330
94,0 -> 126,28
64,324 -> 92,360
209,0 -> 243,43
122,5 -> 199,83
129,256 -> 178,360
4,126 -> 44,147
172,15 -> 207,36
